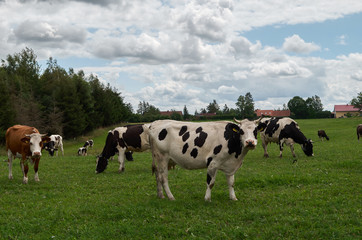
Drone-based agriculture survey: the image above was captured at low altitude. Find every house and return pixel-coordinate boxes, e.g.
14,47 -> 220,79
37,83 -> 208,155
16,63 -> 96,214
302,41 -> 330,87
255,109 -> 291,117
160,111 -> 183,117
333,105 -> 361,118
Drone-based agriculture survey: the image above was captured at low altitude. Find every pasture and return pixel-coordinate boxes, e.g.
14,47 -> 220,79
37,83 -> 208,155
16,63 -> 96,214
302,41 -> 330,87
0,118 -> 361,239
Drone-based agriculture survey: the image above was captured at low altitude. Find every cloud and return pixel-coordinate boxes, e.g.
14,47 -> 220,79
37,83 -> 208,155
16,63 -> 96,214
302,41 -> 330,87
337,35 -> 347,45
283,34 -> 321,54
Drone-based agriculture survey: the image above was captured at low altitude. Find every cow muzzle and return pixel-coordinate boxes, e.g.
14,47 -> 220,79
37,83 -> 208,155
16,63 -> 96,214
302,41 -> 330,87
32,151 -> 41,158
245,140 -> 256,149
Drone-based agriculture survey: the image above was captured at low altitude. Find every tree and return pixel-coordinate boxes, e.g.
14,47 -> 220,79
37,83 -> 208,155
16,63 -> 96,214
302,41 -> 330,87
183,105 -> 190,120
288,96 -> 308,118
306,95 -> 323,118
351,92 -> 362,110
222,104 -> 230,114
235,92 -> 255,119
207,100 -> 220,113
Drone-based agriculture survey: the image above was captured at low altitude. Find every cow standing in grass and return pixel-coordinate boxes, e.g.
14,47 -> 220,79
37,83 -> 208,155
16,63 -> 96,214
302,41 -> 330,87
96,124 -> 151,173
318,130 -> 329,141
149,118 -> 260,201
357,124 -> 362,141
6,125 -> 50,184
257,117 -> 313,159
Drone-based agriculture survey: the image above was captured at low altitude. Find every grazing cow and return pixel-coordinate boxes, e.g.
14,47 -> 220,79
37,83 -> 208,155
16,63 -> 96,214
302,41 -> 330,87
149,118 -> 260,201
6,125 -> 50,184
78,147 -> 87,156
317,130 -> 329,141
357,124 -> 362,141
83,139 -> 94,149
257,117 -> 313,159
43,134 -> 64,156
96,124 -> 151,173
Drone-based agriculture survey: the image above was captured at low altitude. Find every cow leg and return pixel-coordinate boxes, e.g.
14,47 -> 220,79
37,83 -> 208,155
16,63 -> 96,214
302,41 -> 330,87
60,145 -> 64,156
290,144 -> 296,158
7,150 -> 14,180
205,163 -> 218,202
226,174 -> 237,201
160,167 -> 175,200
117,151 -> 126,173
34,158 -> 40,182
152,151 -> 175,200
262,140 -> 269,158
21,157 -> 29,184
279,143 -> 284,158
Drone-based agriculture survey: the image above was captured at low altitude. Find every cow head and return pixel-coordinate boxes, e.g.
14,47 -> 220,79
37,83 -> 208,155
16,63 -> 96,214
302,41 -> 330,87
21,133 -> 50,158
96,131 -> 117,173
44,141 -> 56,156
234,118 -> 259,149
302,139 -> 314,156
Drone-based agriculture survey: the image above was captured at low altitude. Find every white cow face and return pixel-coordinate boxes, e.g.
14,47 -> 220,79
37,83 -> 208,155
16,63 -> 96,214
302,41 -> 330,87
21,133 -> 50,158
238,119 -> 258,149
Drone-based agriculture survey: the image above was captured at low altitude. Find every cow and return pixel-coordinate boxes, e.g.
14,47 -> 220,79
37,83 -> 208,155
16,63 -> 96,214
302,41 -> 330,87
78,147 -> 87,156
317,130 -> 329,141
149,118 -> 261,201
83,139 -> 94,149
257,117 -> 313,159
43,134 -> 64,156
96,124 -> 151,173
6,125 -> 50,184
357,124 -> 362,141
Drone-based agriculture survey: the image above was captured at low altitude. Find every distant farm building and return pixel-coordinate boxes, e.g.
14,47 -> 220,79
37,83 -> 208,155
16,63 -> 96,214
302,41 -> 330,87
160,111 -> 183,117
333,105 -> 361,118
255,109 -> 291,117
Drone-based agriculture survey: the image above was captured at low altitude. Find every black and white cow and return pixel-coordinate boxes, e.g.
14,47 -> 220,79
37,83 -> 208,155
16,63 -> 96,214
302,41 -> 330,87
43,134 -> 64,156
83,139 -> 94,149
257,117 -> 313,158
96,124 -> 151,173
317,130 -> 329,141
78,147 -> 87,156
149,118 -> 260,201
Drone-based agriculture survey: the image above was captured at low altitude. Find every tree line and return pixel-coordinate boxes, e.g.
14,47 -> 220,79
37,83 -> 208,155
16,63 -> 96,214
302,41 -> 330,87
0,48 -> 132,143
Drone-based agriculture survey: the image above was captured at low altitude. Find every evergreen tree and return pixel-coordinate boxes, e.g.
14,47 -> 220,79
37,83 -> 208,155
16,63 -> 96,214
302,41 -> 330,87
236,92 -> 255,119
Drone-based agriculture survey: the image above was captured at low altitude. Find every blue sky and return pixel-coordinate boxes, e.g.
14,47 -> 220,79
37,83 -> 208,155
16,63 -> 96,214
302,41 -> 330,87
1,0 -> 361,113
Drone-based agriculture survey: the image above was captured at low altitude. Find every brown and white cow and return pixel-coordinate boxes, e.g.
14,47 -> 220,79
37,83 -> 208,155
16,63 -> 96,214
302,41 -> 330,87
149,118 -> 260,201
357,124 -> 362,141
96,124 -> 151,173
6,125 -> 50,184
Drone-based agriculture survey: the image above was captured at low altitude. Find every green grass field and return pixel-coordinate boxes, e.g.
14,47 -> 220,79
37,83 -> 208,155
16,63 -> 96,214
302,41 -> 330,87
0,118 -> 361,239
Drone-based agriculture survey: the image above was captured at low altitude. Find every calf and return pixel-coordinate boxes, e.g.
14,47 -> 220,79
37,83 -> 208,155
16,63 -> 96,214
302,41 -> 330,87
83,139 -> 94,149
96,124 -> 151,173
357,124 -> 362,141
257,117 -> 313,159
44,134 -> 64,156
78,147 -> 87,156
317,130 -> 329,141
6,125 -> 50,184
149,118 -> 260,201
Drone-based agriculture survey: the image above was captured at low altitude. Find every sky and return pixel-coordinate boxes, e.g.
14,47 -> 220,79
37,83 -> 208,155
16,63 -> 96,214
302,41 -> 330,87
1,0 -> 361,114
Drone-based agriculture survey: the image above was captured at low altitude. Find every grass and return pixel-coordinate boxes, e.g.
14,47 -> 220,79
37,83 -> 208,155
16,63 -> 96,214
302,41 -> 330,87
0,118 -> 361,239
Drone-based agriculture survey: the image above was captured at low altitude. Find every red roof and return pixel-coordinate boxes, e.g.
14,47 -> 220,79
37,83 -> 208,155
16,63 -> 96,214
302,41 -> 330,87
160,111 -> 183,116
334,105 -> 359,112
255,109 -> 290,117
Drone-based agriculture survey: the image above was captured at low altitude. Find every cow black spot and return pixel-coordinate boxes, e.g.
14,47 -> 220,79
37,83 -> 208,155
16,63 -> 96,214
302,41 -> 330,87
182,132 -> 190,142
224,123 -> 242,158
253,127 -> 258,138
194,131 -> 208,147
265,118 -> 280,137
182,143 -> 189,154
179,126 -> 188,136
207,157 -> 213,167
190,148 -> 198,158
158,129 -> 168,141
213,145 -> 222,155
123,124 -> 144,149
196,127 -> 203,133
207,173 -> 211,185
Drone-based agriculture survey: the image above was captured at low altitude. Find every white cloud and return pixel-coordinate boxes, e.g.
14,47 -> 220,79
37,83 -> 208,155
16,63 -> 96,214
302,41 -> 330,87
283,34 -> 321,54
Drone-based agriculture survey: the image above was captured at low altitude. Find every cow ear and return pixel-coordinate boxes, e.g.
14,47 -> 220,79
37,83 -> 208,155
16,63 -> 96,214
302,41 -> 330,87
42,136 -> 51,143
21,137 -> 30,143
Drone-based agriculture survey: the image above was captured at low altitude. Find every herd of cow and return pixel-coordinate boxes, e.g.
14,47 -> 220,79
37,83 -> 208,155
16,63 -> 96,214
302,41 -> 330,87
4,119 -> 362,201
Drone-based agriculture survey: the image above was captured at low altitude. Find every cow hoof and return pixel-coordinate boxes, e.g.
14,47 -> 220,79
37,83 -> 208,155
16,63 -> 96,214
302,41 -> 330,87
263,154 -> 269,158
230,197 -> 238,201
118,168 -> 125,173
9,175 -> 13,180
23,178 -> 28,184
